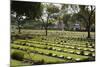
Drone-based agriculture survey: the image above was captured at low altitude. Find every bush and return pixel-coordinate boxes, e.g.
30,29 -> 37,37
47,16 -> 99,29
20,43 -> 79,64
48,53 -> 52,56
86,42 -> 90,47
90,43 -> 93,46
43,46 -> 47,49
45,43 -> 48,45
11,50 -> 25,61
57,42 -> 60,44
61,40 -> 63,42
88,53 -> 93,56
80,50 -> 84,55
64,41 -> 66,43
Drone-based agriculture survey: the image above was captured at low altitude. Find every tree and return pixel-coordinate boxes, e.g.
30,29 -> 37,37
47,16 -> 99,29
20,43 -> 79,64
76,5 -> 95,38
11,1 -> 42,33
62,14 -> 71,30
41,3 -> 60,36
59,4 -> 79,31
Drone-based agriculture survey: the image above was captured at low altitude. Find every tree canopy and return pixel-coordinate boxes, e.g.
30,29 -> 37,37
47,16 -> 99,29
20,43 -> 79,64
11,1 -> 43,33
11,1 -> 42,19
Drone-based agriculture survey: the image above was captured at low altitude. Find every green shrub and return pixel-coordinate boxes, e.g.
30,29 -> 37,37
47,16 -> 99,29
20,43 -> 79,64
64,41 -> 66,43
17,47 -> 20,49
90,43 -> 93,46
45,43 -> 48,45
86,43 -> 89,47
61,40 -> 63,42
11,50 -> 25,61
88,52 -> 93,56
80,50 -> 84,55
48,53 -> 52,56
57,42 -> 60,44
43,46 -> 47,49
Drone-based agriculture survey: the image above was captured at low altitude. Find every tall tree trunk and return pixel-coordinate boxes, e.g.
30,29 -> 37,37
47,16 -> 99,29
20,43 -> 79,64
16,15 -> 21,34
45,14 -> 50,36
45,15 -> 49,36
17,21 -> 21,34
40,16 -> 48,36
45,26 -> 47,36
87,22 -> 91,38
87,15 -> 91,38
87,6 -> 95,38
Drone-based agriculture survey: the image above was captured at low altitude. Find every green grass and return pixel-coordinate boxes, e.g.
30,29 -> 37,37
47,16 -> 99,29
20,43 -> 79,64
11,30 -> 95,66
11,59 -> 31,67
12,44 -> 89,60
13,40 -> 95,55
14,39 -> 94,52
11,49 -> 67,64
24,53 -> 67,64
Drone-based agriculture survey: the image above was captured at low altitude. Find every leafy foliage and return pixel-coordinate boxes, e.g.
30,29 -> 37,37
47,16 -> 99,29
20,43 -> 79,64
11,1 -> 42,19
47,4 -> 60,14
11,50 -> 25,61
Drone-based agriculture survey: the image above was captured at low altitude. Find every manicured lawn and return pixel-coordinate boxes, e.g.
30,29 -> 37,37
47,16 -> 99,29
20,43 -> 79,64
11,30 -> 95,66
11,59 -> 31,67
